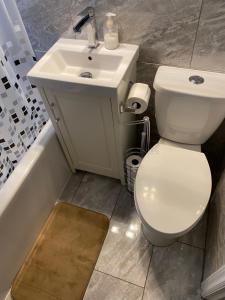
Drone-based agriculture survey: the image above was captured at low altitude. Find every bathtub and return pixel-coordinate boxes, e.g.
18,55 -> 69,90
0,121 -> 71,300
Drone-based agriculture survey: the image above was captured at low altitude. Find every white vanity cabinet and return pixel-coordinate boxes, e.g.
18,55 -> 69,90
43,89 -> 119,178
40,70 -> 136,183
28,39 -> 139,183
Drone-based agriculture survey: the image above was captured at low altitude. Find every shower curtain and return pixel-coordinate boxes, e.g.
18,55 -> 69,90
0,0 -> 48,189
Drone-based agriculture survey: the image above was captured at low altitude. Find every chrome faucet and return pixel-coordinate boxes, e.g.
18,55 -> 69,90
73,7 -> 99,49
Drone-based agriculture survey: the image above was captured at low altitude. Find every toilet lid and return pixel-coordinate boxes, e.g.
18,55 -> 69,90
135,143 -> 211,234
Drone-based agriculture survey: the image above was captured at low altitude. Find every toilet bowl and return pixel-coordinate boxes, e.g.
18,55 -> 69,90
134,65 -> 225,246
135,139 -> 211,246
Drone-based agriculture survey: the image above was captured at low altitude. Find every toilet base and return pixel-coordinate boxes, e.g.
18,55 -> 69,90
141,223 -> 178,247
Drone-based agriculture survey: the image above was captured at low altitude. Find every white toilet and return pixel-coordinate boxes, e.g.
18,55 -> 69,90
135,66 -> 225,246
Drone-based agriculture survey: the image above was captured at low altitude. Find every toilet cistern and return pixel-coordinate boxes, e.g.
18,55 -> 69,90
73,6 -> 99,49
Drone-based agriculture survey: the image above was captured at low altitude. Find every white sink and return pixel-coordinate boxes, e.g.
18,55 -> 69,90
28,39 -> 139,89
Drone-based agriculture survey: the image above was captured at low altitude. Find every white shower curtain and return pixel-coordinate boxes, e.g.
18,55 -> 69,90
0,0 -> 48,188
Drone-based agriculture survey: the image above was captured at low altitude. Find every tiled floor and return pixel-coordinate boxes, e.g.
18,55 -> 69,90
59,172 -> 206,300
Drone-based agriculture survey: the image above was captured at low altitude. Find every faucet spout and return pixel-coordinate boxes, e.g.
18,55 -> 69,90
73,6 -> 99,49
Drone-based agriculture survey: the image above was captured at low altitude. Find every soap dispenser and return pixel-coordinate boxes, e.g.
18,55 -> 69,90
103,12 -> 119,50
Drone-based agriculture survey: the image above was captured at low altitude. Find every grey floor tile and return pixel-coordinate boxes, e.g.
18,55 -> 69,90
96,188 -> 152,287
143,242 -> 203,300
179,212 -> 207,249
84,271 -> 143,300
59,171 -> 85,202
72,173 -> 122,218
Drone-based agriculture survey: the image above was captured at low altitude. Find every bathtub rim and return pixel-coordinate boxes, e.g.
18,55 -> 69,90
0,120 -> 54,218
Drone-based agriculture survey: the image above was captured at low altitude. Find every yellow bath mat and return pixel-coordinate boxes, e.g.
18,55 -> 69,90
11,202 -> 109,300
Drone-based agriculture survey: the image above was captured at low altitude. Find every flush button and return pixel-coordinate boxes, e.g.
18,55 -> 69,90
189,75 -> 204,84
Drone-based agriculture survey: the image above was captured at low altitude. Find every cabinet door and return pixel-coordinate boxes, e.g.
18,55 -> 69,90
51,90 -> 119,179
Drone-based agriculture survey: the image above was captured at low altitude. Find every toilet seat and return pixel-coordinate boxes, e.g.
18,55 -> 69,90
135,142 -> 211,235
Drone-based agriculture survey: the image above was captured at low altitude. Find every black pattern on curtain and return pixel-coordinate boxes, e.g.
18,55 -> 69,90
0,0 -> 48,188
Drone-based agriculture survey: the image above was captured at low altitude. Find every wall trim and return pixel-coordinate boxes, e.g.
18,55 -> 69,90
201,265 -> 225,300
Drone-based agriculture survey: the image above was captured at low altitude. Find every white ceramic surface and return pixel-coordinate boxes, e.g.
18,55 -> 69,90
135,66 -> 225,246
0,121 -> 71,300
135,141 -> 211,233
28,38 -> 139,89
154,66 -> 225,144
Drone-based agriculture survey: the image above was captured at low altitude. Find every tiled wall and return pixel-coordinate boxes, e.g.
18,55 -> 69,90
16,0 -> 225,278
16,0 -> 225,71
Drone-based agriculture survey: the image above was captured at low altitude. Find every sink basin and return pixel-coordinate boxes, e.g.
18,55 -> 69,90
28,39 -> 139,89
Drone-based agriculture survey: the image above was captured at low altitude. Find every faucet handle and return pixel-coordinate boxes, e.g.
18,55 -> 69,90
78,6 -> 95,17
73,7 -> 95,33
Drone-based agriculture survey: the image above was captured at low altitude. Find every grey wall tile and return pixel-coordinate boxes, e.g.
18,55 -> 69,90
136,62 -> 160,144
84,271 -> 143,300
202,119 -> 225,179
93,0 -> 202,66
17,0 -> 202,67
16,0 -> 75,52
136,62 -> 159,87
192,0 -> 225,72
34,50 -> 46,61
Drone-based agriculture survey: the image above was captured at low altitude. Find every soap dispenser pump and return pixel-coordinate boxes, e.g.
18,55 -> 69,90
103,12 -> 119,50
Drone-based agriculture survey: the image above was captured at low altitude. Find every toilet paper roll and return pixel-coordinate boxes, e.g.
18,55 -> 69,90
126,154 -> 142,169
126,155 -> 142,193
127,83 -> 150,114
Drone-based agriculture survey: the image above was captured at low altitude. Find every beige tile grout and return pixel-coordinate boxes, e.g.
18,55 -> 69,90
95,269 -> 145,291
108,185 -> 124,221
190,0 -> 204,67
92,186 -> 150,298
177,240 -> 205,251
141,245 -> 154,300
70,171 -> 86,201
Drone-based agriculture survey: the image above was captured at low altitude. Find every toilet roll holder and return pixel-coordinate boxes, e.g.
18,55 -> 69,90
120,101 -> 139,113
123,116 -> 151,194
120,81 -> 137,113
120,81 -> 149,113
